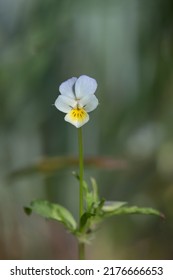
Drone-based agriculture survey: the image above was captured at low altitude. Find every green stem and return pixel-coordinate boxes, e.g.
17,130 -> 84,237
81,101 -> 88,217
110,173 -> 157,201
78,127 -> 85,260
79,242 -> 85,260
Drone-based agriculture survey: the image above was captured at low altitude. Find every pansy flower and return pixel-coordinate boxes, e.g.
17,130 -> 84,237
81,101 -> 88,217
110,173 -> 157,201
55,75 -> 98,128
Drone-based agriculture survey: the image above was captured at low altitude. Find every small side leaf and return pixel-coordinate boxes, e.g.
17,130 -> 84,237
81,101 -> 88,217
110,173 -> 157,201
26,200 -> 77,232
72,171 -> 80,180
90,177 -> 99,203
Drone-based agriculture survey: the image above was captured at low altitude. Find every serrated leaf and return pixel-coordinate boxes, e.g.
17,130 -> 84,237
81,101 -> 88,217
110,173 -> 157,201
28,200 -> 77,232
101,206 -> 163,218
102,201 -> 127,212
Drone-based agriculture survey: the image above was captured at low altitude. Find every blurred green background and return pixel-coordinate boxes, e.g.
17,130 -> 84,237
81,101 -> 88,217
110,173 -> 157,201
0,0 -> 173,260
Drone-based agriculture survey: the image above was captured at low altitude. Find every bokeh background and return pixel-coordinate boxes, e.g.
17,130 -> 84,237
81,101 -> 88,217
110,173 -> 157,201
0,0 -> 173,260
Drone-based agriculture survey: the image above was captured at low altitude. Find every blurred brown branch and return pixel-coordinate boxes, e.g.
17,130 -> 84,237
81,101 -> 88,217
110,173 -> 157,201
9,156 -> 128,180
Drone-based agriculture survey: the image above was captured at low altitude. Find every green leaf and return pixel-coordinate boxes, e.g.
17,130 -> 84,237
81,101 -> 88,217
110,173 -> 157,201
84,178 -> 100,212
79,199 -> 106,234
27,200 -> 77,232
102,201 -> 127,212
90,177 -> 99,203
80,212 -> 95,230
101,206 -> 164,218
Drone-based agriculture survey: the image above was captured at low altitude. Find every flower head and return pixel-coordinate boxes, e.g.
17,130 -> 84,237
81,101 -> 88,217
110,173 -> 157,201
55,75 -> 98,128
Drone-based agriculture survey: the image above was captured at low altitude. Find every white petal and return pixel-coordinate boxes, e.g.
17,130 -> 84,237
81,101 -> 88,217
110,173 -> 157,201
78,94 -> 99,112
55,95 -> 77,113
75,75 -> 97,99
64,109 -> 89,128
59,77 -> 77,98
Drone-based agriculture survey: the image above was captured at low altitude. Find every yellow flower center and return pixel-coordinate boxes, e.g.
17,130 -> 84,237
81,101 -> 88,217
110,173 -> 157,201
69,107 -> 87,121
